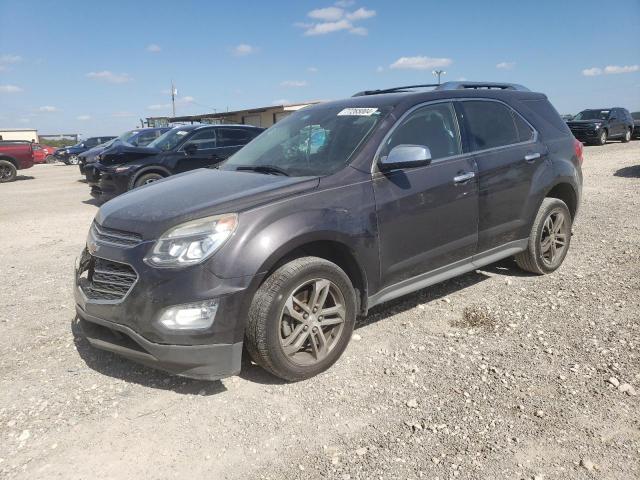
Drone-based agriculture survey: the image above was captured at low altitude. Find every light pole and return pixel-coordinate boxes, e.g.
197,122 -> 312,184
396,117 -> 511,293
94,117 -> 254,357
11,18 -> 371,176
432,70 -> 446,85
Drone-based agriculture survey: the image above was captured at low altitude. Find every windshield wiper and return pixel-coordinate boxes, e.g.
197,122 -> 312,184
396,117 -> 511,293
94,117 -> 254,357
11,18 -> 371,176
235,165 -> 290,176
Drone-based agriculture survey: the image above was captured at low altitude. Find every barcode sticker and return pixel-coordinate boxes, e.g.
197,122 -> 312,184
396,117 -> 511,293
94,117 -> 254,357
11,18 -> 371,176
337,108 -> 379,116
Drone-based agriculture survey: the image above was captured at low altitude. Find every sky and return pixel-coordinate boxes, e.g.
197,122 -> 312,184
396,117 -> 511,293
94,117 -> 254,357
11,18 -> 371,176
1,0 -> 639,137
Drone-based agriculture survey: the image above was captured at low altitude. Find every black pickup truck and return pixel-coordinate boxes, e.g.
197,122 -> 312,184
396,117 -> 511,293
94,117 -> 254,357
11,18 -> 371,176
567,108 -> 633,145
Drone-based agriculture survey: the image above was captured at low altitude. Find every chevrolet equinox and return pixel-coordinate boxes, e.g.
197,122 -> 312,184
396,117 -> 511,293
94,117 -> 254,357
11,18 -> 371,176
75,82 -> 583,382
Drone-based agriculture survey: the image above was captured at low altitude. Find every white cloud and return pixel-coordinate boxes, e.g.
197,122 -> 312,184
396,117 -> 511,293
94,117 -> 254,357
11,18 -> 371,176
496,61 -> 515,70
307,66 -> 319,73
582,64 -> 639,76
582,67 -> 602,76
0,84 -> 23,93
346,7 -> 376,20
147,96 -> 195,111
39,105 -> 57,112
147,104 -> 170,111
376,65 -> 384,73
280,80 -> 308,87
146,43 -> 161,53
86,70 -> 132,84
0,54 -> 22,64
308,6 -> 344,21
232,44 -> 256,56
112,111 -> 136,118
298,5 -> 376,36
76,115 -> 92,121
335,0 -> 355,6
18,118 -> 29,123
272,99 -> 290,105
390,56 -> 453,70
457,77 -> 468,81
604,64 -> 639,74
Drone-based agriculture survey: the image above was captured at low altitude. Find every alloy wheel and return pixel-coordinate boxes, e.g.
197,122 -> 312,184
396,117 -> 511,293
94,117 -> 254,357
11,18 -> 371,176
279,278 -> 346,366
600,131 -> 607,145
540,210 -> 569,267
0,165 -> 11,179
625,130 -> 631,142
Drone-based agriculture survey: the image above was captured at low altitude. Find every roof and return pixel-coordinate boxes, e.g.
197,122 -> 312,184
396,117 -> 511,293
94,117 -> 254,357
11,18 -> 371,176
161,101 -> 319,123
0,128 -> 38,132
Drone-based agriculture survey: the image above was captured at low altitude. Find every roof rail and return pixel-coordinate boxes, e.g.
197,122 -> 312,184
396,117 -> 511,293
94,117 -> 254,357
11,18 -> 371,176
435,81 -> 530,92
352,83 -> 440,97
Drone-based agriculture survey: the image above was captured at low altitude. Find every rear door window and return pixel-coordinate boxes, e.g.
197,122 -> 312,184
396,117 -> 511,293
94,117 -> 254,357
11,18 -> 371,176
184,128 -> 216,150
217,128 -> 253,147
461,101 -> 521,151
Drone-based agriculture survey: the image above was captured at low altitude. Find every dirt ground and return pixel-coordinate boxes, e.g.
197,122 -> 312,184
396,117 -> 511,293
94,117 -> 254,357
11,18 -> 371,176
1,142 -> 639,480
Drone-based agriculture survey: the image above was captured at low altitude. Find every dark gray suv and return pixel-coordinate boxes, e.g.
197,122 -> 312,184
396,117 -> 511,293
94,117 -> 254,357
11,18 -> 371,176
74,82 -> 583,382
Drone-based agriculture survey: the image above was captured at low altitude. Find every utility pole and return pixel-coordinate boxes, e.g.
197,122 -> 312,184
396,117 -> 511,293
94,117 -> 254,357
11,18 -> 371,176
171,81 -> 177,117
432,70 -> 446,85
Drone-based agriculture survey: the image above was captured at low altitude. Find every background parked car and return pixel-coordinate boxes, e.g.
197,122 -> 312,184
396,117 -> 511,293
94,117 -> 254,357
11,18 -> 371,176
32,143 -> 56,164
0,140 -> 35,182
632,112 -> 640,139
54,136 -> 116,165
561,114 -> 573,121
88,124 -> 263,201
78,127 -> 171,174
567,108 -> 633,145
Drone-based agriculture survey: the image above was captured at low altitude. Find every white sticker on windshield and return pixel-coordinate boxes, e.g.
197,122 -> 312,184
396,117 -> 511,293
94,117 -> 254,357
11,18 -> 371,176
176,131 -> 189,136
337,107 -> 379,116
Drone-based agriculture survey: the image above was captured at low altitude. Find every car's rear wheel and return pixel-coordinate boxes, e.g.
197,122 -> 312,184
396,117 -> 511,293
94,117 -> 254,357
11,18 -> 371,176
0,160 -> 17,183
515,198 -> 572,274
133,172 -> 164,189
621,128 -> 631,143
245,256 -> 357,381
597,129 -> 608,146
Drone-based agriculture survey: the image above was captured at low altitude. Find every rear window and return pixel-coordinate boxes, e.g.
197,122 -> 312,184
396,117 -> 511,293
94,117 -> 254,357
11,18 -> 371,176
461,101 -> 520,150
519,99 -> 572,138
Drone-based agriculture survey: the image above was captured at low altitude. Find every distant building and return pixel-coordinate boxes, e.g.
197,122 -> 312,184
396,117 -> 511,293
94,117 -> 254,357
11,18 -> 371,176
146,101 -> 319,129
0,128 -> 38,142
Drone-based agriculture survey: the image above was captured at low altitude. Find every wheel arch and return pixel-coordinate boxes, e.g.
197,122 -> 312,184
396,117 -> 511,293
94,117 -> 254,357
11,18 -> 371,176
130,165 -> 172,187
545,182 -> 578,219
0,155 -> 19,169
256,236 -> 369,316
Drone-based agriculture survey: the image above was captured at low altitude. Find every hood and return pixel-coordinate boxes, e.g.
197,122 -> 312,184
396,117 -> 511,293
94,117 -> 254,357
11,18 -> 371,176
96,169 -> 320,239
98,142 -> 161,165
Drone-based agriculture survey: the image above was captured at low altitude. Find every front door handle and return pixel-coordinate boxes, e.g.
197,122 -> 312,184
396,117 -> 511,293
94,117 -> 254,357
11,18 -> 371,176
524,152 -> 541,162
453,171 -> 475,184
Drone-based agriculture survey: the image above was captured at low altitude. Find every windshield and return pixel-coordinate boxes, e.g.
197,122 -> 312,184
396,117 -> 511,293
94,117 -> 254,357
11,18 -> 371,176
222,105 -> 388,177
147,127 -> 192,151
573,110 -> 610,121
116,130 -> 137,143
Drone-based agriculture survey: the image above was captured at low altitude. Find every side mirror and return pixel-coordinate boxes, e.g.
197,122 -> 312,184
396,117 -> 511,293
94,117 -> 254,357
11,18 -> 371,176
379,145 -> 432,171
184,143 -> 198,155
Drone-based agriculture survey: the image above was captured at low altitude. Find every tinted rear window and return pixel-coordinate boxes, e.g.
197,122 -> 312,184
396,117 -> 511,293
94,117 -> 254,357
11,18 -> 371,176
519,99 -> 572,138
461,101 -> 520,150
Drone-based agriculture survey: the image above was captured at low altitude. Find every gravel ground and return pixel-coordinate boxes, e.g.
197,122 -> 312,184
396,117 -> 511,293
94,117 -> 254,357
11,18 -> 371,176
0,142 -> 639,480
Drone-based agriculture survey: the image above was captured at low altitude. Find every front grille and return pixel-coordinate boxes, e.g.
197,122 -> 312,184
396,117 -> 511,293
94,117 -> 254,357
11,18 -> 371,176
79,253 -> 137,301
92,222 -> 142,247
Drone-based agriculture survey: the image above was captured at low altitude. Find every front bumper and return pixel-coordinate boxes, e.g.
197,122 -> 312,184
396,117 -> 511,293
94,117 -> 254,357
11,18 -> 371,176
77,307 -> 242,380
569,128 -> 600,142
89,168 -> 130,201
74,241 -> 258,380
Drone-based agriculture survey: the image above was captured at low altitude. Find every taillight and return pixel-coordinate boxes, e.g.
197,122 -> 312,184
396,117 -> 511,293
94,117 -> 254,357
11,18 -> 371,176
574,137 -> 583,166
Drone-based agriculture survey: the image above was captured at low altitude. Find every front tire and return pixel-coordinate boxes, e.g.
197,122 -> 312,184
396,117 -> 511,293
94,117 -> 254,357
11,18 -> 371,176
133,172 -> 164,189
68,155 -> 79,165
597,129 -> 608,146
245,257 -> 357,381
515,198 -> 572,274
621,128 -> 631,143
0,160 -> 17,183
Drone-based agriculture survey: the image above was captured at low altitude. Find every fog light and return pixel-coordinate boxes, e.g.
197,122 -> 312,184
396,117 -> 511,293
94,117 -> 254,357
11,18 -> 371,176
157,300 -> 219,330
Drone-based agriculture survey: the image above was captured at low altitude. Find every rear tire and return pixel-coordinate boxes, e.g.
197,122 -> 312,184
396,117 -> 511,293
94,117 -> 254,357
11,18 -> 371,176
133,172 -> 164,189
0,160 -> 17,183
516,198 -> 572,275
245,257 -> 357,381
597,129 -> 607,146
621,128 -> 631,143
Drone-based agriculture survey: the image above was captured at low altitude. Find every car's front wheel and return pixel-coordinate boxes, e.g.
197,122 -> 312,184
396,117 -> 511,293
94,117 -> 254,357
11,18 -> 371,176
515,198 -> 572,274
133,172 -> 164,189
597,129 -> 608,146
0,160 -> 17,183
621,128 -> 631,143
68,155 -> 79,165
245,256 -> 357,381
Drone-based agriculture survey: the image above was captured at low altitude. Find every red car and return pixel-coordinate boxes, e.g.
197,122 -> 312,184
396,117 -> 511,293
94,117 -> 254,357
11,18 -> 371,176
0,141 -> 35,182
32,143 -> 56,163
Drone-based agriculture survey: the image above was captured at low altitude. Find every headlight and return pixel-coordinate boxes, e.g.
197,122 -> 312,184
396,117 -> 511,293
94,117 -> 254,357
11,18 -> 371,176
594,123 -> 602,129
157,300 -> 219,330
144,213 -> 237,267
114,165 -> 132,173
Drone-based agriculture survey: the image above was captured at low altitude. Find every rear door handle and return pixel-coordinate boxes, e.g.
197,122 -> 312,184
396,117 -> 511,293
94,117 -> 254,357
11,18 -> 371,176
524,152 -> 541,162
453,171 -> 475,184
